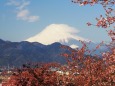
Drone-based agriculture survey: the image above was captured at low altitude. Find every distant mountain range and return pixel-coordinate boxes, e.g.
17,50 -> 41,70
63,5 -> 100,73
0,39 -> 71,67
0,39 -> 108,67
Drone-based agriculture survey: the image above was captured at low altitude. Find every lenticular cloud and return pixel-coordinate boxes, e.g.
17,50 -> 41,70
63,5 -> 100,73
26,24 -> 88,45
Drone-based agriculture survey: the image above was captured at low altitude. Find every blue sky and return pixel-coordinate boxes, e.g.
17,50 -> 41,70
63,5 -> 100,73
0,0 -> 111,43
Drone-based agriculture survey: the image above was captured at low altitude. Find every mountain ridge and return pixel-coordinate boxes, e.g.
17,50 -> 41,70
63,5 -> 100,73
0,39 -> 108,67
0,39 -> 69,67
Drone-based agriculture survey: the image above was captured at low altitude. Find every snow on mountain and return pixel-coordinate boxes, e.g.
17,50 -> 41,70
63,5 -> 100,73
70,44 -> 79,49
26,24 -> 90,48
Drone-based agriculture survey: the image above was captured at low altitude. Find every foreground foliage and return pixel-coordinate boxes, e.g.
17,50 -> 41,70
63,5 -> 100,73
2,45 -> 115,86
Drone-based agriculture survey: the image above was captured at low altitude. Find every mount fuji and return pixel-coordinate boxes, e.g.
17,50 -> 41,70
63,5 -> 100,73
26,24 -> 90,48
26,24 -> 108,54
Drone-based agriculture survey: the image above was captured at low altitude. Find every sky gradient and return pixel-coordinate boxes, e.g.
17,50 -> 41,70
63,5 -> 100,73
0,0 -> 112,43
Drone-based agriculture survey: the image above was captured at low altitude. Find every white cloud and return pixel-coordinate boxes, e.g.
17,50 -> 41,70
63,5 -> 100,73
17,1 -> 30,10
17,9 -> 28,18
26,24 -> 89,45
17,9 -> 39,22
7,0 -> 39,22
6,0 -> 20,6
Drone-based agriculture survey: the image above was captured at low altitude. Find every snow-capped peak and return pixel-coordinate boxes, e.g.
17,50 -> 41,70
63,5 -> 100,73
26,24 -> 89,45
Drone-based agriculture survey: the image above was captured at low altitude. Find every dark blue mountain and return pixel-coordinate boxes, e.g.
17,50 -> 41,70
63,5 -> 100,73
0,39 -> 108,67
0,39 -> 69,67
